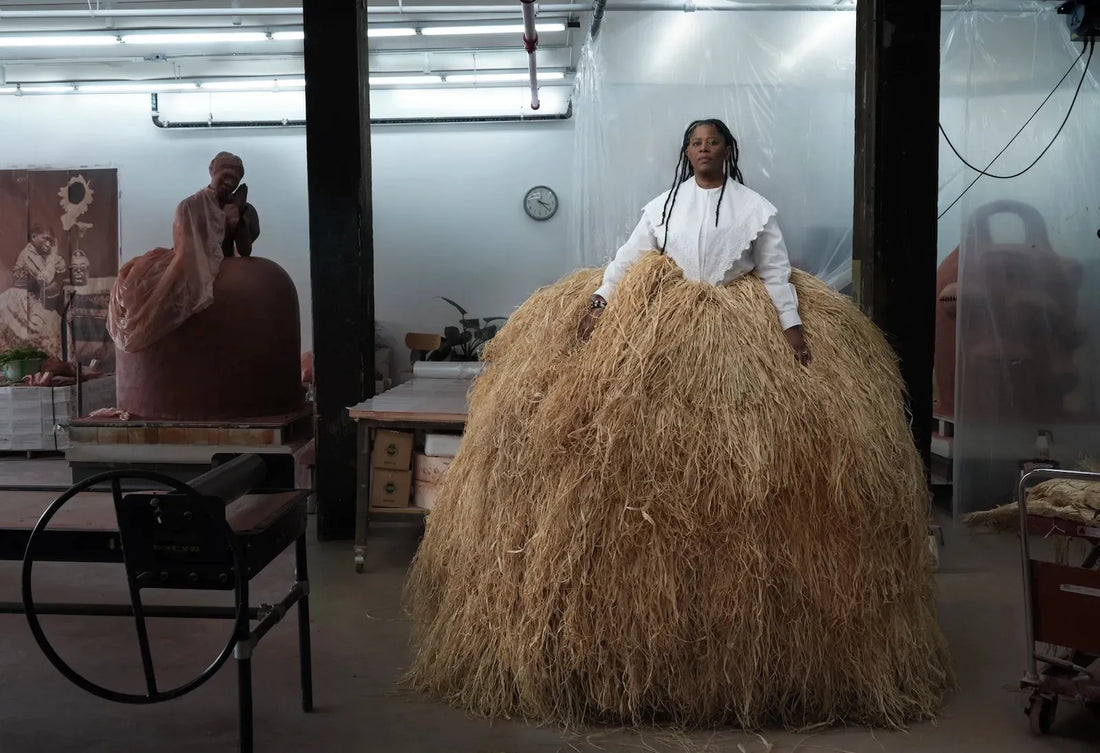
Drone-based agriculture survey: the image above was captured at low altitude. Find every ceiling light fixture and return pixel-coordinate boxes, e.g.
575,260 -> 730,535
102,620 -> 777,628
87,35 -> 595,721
368,74 -> 443,85
445,71 -> 566,84
367,27 -> 417,38
120,31 -> 270,45
78,81 -> 200,93
421,23 -> 566,36
18,84 -> 77,94
201,77 -> 305,90
0,34 -> 119,47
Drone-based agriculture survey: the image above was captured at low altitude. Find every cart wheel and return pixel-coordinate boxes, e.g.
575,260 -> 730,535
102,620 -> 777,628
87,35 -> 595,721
1027,693 -> 1057,735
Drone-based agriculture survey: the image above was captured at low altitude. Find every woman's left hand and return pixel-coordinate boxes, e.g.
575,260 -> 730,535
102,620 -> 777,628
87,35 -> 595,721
784,326 -> 812,366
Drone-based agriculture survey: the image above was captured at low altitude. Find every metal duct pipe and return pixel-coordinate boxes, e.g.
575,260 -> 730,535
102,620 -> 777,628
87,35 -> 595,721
369,3 -> 590,11
521,0 -> 539,110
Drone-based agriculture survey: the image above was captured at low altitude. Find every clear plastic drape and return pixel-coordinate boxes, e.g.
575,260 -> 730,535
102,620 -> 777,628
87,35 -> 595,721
939,3 -> 1100,515
568,8 -> 857,293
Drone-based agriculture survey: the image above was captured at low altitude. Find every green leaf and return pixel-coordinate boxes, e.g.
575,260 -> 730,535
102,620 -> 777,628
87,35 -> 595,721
460,318 -> 481,329
437,296 -> 468,316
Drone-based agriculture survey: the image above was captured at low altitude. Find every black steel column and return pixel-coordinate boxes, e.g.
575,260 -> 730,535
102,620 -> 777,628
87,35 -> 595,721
303,0 -> 374,539
853,2 -> 941,475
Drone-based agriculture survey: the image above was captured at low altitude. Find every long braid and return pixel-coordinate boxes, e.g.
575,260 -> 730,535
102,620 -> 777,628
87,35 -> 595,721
657,119 -> 745,251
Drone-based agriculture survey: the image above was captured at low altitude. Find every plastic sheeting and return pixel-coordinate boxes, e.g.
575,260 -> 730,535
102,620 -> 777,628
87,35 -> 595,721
107,186 -> 225,353
938,2 -> 1100,515
568,7 -> 857,293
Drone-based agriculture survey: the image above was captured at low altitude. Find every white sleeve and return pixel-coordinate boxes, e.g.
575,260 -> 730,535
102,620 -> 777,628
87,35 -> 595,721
593,211 -> 659,301
751,216 -> 802,330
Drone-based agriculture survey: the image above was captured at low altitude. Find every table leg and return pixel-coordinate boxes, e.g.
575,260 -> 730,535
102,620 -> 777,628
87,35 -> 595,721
353,422 -> 373,573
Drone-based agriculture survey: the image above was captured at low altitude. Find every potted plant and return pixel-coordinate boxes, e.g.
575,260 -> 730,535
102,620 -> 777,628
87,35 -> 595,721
430,297 -> 507,362
0,346 -> 49,382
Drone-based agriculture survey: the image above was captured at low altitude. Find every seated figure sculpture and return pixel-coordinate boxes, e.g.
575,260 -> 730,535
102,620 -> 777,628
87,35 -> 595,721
108,152 -> 304,420
108,152 -> 259,352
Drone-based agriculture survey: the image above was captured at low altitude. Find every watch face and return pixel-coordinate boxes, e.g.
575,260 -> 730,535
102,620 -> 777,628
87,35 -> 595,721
524,185 -> 558,220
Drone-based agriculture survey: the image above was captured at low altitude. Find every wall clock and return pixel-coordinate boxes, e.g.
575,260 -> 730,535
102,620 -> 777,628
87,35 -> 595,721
523,185 -> 558,221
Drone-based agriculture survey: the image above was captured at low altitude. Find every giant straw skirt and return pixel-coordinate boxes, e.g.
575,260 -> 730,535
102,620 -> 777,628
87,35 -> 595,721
404,253 -> 953,730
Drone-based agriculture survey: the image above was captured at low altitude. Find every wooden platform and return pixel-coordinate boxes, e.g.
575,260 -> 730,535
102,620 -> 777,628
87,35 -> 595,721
67,405 -> 315,448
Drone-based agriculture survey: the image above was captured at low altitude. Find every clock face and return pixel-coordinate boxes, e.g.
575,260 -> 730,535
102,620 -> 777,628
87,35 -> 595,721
524,185 -> 558,221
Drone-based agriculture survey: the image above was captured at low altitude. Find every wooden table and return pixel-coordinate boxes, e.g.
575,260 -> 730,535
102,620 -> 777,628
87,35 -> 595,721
347,377 -> 469,573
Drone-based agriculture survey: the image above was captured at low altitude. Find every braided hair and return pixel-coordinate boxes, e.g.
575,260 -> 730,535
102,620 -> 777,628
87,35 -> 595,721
657,118 -> 744,253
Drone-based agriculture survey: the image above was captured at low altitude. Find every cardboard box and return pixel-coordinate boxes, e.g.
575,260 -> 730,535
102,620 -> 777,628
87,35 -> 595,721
371,469 -> 412,508
372,429 -> 413,470
424,432 -> 462,458
414,453 -> 452,485
414,479 -> 440,510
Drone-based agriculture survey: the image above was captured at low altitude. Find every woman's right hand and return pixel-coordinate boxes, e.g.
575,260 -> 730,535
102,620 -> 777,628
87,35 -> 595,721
578,308 -> 603,342
224,203 -> 241,233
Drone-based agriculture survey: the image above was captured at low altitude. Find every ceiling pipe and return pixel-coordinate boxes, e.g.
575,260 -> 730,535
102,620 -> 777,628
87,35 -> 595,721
368,3 -> 590,11
521,0 -> 539,109
150,93 -> 572,129
589,0 -> 609,39
0,7 -> 301,19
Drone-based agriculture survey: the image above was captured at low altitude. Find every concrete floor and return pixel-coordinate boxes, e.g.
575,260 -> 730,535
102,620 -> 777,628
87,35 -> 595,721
0,457 -> 1097,752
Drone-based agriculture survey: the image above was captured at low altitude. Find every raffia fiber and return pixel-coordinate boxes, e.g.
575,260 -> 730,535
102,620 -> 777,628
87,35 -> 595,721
404,253 -> 953,731
963,458 -> 1100,533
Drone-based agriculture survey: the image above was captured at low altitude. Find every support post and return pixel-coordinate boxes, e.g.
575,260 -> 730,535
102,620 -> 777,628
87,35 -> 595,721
302,0 -> 375,539
853,1 -> 941,476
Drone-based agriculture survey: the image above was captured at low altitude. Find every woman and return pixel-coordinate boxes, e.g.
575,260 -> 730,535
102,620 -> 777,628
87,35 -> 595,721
404,120 -> 951,729
579,118 -> 811,365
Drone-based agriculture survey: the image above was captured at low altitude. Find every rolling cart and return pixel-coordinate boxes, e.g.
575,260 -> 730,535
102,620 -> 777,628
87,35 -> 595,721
1016,467 -> 1100,734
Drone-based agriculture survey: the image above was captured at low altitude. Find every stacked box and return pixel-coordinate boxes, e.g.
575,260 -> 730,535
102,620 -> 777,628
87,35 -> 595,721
370,429 -> 414,508
0,386 -> 46,450
0,375 -> 117,451
413,432 -> 462,510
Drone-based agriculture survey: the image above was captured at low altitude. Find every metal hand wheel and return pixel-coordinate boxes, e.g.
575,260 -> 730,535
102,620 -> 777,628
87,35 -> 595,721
21,469 -> 247,704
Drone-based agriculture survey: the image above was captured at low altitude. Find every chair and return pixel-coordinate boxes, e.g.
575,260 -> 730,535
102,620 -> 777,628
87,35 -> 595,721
405,332 -> 442,362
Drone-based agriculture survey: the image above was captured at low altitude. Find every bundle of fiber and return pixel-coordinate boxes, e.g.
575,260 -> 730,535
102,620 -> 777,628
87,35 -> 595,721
404,253 -> 953,731
964,461 -> 1100,532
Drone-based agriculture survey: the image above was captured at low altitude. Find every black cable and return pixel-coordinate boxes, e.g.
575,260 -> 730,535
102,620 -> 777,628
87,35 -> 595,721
938,39 -> 1095,220
940,43 -> 1087,180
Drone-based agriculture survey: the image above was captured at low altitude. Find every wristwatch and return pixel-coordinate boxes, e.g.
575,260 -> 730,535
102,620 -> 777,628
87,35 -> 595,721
588,297 -> 607,311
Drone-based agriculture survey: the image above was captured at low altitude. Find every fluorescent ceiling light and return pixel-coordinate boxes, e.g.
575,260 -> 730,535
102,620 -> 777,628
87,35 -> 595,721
368,74 -> 442,86
445,71 -> 566,84
201,78 -> 305,90
271,31 -> 306,41
2,78 -> 305,95
0,34 -> 118,47
367,27 -> 417,38
79,81 -> 199,93
421,23 -> 566,36
121,32 -> 269,45
19,84 -> 76,94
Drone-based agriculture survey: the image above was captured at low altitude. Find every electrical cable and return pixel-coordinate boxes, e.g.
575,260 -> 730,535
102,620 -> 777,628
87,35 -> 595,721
938,38 -> 1095,220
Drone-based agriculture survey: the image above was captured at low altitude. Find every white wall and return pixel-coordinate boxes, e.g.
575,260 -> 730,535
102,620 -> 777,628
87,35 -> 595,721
0,94 -> 578,371
370,121 -> 575,372
0,92 -> 312,345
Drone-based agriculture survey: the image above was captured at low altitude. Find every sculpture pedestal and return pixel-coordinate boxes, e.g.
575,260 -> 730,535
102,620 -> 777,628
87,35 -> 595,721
115,256 -> 305,421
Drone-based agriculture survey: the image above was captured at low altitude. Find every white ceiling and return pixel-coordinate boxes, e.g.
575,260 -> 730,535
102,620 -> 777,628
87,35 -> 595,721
0,0 -> 588,86
0,1 -> 1058,89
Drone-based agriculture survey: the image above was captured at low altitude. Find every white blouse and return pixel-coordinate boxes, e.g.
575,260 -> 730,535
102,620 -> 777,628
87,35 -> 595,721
593,178 -> 802,330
